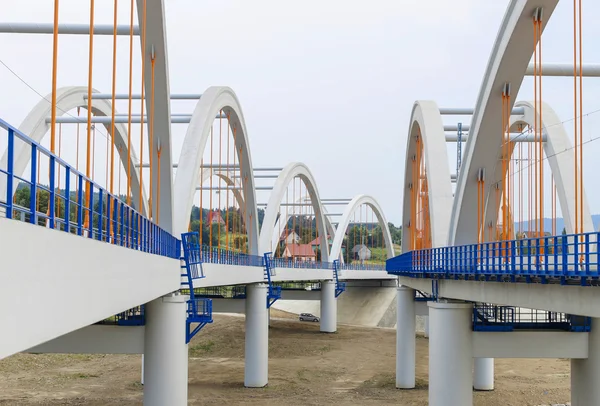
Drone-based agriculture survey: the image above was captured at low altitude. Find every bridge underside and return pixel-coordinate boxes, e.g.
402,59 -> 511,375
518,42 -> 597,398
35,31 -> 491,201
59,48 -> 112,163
0,218 -> 181,359
398,276 -> 600,318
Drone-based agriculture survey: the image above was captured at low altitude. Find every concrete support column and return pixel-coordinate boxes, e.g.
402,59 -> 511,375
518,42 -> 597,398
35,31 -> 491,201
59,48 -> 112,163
143,294 -> 188,406
320,280 -> 336,333
429,301 -> 473,406
424,315 -> 429,338
473,358 -> 494,390
571,317 -> 600,405
245,283 -> 268,387
396,286 -> 416,389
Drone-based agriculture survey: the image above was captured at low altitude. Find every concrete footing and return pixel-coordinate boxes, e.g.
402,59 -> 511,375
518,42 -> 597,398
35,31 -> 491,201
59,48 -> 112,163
320,280 -> 336,333
143,294 -> 188,406
429,301 -> 473,406
571,317 -> 600,405
244,283 -> 268,387
473,358 -> 494,390
396,287 -> 415,388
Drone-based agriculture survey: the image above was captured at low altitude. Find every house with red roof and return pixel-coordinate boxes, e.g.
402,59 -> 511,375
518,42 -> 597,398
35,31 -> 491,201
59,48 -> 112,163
283,243 -> 316,262
207,210 -> 225,225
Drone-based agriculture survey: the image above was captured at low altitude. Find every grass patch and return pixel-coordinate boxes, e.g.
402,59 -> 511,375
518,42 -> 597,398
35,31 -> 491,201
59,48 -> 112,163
190,340 -> 215,356
317,344 -> 332,354
65,373 -> 100,379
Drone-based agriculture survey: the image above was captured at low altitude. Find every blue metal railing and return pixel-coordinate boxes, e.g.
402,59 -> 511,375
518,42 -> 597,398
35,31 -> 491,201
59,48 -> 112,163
338,262 -> 386,271
472,304 -> 591,332
198,245 -> 263,267
181,232 -> 205,279
0,117 -> 180,259
115,305 -> 145,326
270,257 -> 333,269
386,232 -> 600,280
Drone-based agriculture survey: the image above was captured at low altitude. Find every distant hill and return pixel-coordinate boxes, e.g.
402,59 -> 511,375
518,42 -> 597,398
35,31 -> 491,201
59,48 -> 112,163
514,215 -> 600,233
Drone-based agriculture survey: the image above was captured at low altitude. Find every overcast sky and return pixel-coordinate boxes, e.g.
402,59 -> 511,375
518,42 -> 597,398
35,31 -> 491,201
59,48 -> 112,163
2,1 -> 600,226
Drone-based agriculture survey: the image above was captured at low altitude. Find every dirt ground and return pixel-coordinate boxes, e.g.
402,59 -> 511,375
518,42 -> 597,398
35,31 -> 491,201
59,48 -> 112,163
0,311 -> 571,405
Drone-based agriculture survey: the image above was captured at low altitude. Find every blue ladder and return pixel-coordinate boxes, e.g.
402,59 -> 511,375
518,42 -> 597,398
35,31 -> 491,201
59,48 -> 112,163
263,252 -> 281,308
181,232 -> 213,343
332,260 -> 346,297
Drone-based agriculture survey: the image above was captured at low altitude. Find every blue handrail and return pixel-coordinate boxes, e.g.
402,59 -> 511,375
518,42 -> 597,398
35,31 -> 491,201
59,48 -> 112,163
387,231 -> 600,280
198,244 -> 264,267
0,117 -> 180,259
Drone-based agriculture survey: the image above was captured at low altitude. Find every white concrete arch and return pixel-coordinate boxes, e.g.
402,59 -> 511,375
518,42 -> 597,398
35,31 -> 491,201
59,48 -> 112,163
173,86 -> 259,254
401,101 -> 453,253
500,101 -> 593,233
330,194 -> 394,262
258,162 -> 330,262
449,0 -> 560,245
199,169 -> 245,211
137,0 -> 174,232
0,86 -> 148,216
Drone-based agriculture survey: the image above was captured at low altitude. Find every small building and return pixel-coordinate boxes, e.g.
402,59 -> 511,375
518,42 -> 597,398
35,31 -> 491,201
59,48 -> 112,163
207,210 -> 225,225
283,244 -> 316,262
309,235 -> 333,251
351,244 -> 372,261
279,230 -> 300,245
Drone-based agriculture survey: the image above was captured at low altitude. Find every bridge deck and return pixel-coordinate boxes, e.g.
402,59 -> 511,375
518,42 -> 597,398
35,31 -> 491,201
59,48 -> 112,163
0,217 -> 181,359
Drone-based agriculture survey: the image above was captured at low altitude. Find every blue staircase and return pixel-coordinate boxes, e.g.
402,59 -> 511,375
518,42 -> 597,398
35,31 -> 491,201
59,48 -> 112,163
332,260 -> 346,297
263,252 -> 281,308
181,232 -> 213,343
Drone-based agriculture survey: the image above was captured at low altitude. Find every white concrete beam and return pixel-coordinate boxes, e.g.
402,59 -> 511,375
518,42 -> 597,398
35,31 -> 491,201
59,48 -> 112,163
473,331 -> 588,359
26,325 -> 144,354
398,277 -> 600,318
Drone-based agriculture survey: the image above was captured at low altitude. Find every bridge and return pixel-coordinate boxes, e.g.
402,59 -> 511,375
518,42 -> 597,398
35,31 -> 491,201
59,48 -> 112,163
385,1 -> 600,405
2,1 -> 598,405
0,2 -> 397,405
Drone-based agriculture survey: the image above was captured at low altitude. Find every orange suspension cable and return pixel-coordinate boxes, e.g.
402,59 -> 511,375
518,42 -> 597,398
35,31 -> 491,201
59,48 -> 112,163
76,108 -> 80,171
126,0 -> 134,205
56,124 -> 62,221
528,137 -> 532,234
148,46 -> 156,221
109,0 -> 118,243
519,141 -> 523,235
578,0 -> 584,234
92,124 -> 96,180
232,125 -> 237,250
84,0 -> 95,229
138,0 -> 147,213
501,92 -> 507,240
105,122 -> 109,189
293,177 -> 296,243
552,174 -> 556,235
573,0 -> 579,234
199,158 -> 203,245
37,149 -> 40,214
226,113 -> 230,250
50,0 -> 60,154
218,110 -> 222,249
156,142 -> 161,225
537,16 -> 544,238
209,126 -> 213,250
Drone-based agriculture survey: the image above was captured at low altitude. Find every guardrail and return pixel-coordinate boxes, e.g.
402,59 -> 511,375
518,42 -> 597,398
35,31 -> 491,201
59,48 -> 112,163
338,262 -> 386,271
386,232 -> 599,279
0,117 -> 180,258
199,245 -> 263,267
